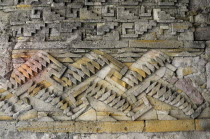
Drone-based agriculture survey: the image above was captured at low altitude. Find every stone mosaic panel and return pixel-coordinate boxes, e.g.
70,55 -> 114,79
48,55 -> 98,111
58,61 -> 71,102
0,0 -> 209,133
0,0 -> 208,48
0,49 -> 209,122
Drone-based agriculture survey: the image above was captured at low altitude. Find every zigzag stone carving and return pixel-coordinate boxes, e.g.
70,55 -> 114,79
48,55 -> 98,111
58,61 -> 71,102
0,0 -> 209,136
0,49 -> 208,121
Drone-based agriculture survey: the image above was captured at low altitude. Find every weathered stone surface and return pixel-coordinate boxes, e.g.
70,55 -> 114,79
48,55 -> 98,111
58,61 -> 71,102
198,107 -> 210,119
147,96 -> 173,111
145,120 -> 195,132
72,41 -> 129,49
176,67 -> 196,79
0,49 -> 207,125
207,62 -> 210,89
157,110 -> 177,120
129,40 -> 183,48
206,42 -> 210,59
0,45 -> 13,79
170,109 -> 191,119
17,121 -> 144,133
77,109 -> 97,121
2,131 -> 210,139
77,132 -> 210,139
190,0 -> 210,10
0,0 -> 209,135
175,78 -> 204,105
195,14 -> 210,24
195,119 -> 210,131
17,109 -> 38,121
195,27 -> 210,41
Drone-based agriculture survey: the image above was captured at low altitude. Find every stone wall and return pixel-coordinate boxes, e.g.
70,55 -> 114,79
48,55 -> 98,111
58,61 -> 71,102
0,0 -> 210,138
1,131 -> 210,139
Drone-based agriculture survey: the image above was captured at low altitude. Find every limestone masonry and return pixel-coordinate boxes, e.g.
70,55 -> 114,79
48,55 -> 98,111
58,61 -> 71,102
0,0 -> 210,135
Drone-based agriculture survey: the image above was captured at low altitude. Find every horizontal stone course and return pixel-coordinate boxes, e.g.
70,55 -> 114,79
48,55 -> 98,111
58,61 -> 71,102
17,121 -> 145,133
14,119 -> 210,133
195,119 -> 210,131
0,0 -> 210,135
145,120 -> 195,132
129,40 -> 206,49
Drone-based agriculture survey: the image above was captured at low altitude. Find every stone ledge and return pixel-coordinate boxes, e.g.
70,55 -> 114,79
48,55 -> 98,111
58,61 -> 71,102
145,120 -> 195,132
195,119 -> 210,131
129,40 -> 206,49
17,121 -> 145,133
11,119 -> 210,133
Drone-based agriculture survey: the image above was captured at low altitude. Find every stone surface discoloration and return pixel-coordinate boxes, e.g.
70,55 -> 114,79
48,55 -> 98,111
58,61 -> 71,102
0,0 -> 209,135
145,120 -> 195,132
195,119 -> 210,131
0,50 -> 208,122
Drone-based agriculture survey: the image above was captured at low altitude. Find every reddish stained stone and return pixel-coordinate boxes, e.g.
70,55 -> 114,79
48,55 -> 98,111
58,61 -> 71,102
175,78 -> 204,105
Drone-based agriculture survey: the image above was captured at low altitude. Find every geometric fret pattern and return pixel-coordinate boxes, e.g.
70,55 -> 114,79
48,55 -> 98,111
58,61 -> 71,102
0,50 -> 208,121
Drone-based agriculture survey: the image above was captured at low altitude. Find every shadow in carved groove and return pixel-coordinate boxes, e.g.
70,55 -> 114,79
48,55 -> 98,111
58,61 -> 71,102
0,50 -> 208,121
